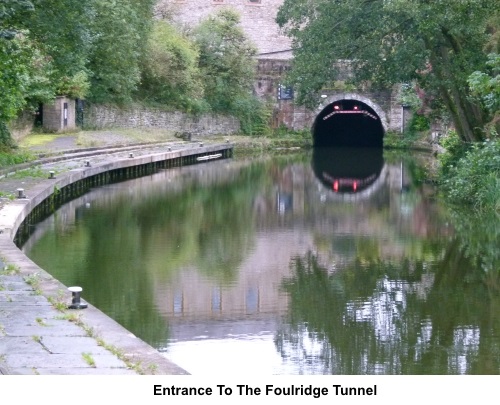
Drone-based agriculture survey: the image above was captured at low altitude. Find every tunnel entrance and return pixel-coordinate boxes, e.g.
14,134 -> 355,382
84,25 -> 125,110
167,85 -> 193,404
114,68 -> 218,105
313,100 -> 385,147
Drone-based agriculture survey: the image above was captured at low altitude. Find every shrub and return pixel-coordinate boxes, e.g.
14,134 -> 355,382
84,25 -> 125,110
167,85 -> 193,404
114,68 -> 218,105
138,21 -> 205,112
440,138 -> 500,211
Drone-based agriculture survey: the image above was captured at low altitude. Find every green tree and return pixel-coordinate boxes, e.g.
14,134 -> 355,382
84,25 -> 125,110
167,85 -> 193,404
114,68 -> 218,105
138,21 -> 205,111
0,0 -> 56,147
277,0 -> 497,142
193,11 -> 256,105
0,0 -> 33,39
87,0 -> 154,103
22,0 -> 93,92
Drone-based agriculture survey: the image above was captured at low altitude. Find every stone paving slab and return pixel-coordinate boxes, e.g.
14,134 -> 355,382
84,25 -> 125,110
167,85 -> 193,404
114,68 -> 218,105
29,367 -> 138,375
3,352 -> 127,369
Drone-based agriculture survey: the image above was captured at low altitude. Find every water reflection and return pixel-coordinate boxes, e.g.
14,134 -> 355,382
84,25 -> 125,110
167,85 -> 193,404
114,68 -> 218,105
278,248 -> 500,374
21,150 -> 500,374
312,147 -> 384,194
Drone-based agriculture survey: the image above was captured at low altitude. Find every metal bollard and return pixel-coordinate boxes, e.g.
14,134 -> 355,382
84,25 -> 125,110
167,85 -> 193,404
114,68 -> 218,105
17,188 -> 26,199
48,171 -> 55,179
68,286 -> 88,309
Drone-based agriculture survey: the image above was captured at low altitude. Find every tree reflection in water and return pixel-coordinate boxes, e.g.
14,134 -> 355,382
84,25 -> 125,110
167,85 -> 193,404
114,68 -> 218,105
278,246 -> 500,374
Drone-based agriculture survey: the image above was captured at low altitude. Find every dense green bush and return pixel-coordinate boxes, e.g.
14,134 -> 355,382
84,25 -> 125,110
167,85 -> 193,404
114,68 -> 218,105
438,130 -> 470,176
440,138 -> 500,211
408,113 -> 430,133
192,9 -> 270,134
138,21 -> 206,112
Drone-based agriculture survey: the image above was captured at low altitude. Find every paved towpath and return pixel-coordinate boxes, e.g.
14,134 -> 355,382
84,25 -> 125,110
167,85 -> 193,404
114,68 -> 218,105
0,134 -> 212,375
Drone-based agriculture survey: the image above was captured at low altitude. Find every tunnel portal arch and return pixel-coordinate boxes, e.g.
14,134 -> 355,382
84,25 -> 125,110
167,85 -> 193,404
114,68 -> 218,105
312,93 -> 388,147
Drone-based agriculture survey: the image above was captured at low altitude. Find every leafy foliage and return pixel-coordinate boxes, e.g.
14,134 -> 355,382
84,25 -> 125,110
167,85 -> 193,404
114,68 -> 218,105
138,21 -> 205,112
192,9 -> 270,134
440,139 -> 500,211
193,9 -> 257,111
0,0 -> 34,39
87,0 -> 154,103
0,0 -> 156,147
56,70 -> 90,100
0,32 -> 53,147
468,54 -> 500,114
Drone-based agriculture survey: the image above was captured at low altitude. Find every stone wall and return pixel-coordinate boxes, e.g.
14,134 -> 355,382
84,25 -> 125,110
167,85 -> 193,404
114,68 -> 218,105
84,104 -> 241,136
255,59 -> 404,132
157,0 -> 292,59
7,111 -> 36,143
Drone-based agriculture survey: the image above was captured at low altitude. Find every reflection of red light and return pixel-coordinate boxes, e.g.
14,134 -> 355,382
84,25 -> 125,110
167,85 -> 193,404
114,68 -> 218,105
333,105 -> 340,110
353,105 -> 358,110
353,181 -> 357,191
333,180 -> 339,192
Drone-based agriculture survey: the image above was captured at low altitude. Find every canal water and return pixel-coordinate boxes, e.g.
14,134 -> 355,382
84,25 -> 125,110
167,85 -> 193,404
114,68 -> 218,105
21,148 -> 500,375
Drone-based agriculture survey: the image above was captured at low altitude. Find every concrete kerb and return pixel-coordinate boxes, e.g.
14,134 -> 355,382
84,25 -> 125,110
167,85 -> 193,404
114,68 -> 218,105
0,143 -> 232,374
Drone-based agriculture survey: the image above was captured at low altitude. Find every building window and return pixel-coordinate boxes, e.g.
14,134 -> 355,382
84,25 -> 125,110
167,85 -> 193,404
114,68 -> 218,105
247,0 -> 262,4
212,0 -> 224,3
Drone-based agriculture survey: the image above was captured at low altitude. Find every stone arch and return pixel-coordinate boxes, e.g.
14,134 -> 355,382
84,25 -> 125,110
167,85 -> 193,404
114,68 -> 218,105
316,93 -> 388,131
312,93 -> 387,147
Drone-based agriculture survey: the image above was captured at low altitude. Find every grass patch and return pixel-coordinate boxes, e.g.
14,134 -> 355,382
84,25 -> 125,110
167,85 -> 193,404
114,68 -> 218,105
18,134 -> 65,149
10,166 -> 46,179
82,352 -> 96,367
384,130 -> 429,150
0,191 -> 15,200
0,264 -> 20,275
35,317 -> 48,327
0,150 -> 36,167
23,273 -> 42,295
48,290 -> 69,311
55,312 -> 82,323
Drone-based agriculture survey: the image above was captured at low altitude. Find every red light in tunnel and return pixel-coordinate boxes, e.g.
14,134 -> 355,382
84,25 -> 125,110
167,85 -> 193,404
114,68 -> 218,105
333,180 -> 339,192
353,105 -> 359,110
353,181 -> 358,191
333,105 -> 340,110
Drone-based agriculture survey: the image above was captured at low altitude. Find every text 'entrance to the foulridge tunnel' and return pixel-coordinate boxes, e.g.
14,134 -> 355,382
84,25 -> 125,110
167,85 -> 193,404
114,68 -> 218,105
313,100 -> 385,147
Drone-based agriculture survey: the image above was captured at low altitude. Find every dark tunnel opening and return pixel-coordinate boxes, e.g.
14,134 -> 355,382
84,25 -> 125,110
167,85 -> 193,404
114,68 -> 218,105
313,100 -> 385,147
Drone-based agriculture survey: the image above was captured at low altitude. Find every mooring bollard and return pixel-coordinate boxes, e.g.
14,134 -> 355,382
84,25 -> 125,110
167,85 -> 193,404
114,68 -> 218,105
48,171 -> 55,179
17,188 -> 26,199
168,147 -> 172,151
129,152 -> 134,158
84,160 -> 91,167
68,286 -> 88,309
199,142 -> 203,147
